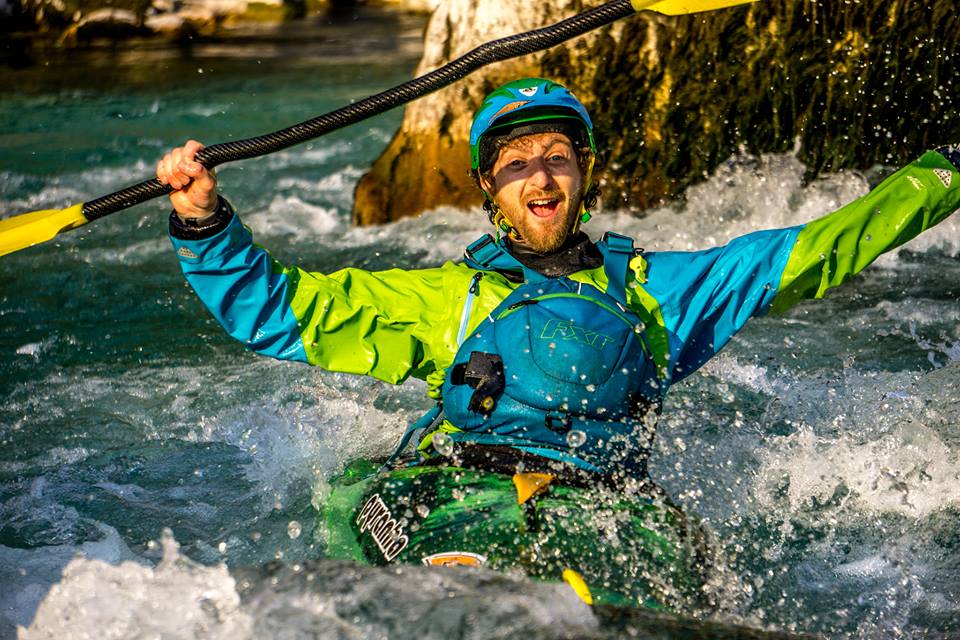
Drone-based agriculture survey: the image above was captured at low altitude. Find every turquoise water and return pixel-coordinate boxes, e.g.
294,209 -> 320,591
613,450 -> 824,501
2,18 -> 960,639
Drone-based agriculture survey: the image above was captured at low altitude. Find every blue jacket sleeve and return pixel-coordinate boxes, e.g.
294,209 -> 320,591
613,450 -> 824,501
170,213 -> 310,363
640,227 -> 802,383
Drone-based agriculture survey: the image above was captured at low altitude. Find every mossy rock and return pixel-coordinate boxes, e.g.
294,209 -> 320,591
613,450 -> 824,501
353,0 -> 960,224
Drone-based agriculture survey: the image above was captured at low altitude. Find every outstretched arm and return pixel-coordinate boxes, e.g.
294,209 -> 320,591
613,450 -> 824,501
771,149 -> 960,313
158,142 -> 457,385
636,148 -> 960,384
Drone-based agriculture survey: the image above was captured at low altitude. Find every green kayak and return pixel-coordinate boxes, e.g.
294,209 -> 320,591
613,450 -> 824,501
321,448 -> 716,611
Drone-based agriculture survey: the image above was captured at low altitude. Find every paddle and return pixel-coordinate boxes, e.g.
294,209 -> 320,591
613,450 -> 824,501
0,0 -> 756,258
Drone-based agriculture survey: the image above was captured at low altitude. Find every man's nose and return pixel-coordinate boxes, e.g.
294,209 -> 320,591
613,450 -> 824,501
528,158 -> 557,188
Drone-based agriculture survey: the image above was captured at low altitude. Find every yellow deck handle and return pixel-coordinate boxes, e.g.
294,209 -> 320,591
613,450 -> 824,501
562,568 -> 594,605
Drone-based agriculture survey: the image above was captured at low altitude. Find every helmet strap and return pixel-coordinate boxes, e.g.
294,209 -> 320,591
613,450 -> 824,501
489,204 -> 524,242
568,153 -> 596,236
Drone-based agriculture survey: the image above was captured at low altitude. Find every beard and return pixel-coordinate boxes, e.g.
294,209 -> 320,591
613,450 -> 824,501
499,191 -> 582,254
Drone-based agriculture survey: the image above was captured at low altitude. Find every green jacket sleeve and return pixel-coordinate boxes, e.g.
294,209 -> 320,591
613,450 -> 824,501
169,212 -> 470,385
771,151 -> 960,313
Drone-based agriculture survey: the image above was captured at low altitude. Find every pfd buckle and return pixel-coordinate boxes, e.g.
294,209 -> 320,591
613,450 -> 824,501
544,411 -> 572,433
451,351 -> 504,415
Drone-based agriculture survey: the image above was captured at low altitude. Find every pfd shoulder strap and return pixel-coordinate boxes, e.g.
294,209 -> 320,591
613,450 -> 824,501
463,234 -> 546,283
597,231 -> 635,305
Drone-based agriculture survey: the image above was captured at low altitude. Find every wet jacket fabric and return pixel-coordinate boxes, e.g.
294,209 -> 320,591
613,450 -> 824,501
170,150 -> 960,419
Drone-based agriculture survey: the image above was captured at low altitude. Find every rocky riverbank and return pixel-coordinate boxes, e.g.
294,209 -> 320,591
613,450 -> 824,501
352,0 -> 960,225
1,0 -> 438,46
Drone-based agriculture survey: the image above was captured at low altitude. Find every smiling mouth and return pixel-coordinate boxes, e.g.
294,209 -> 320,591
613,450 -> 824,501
526,197 -> 563,218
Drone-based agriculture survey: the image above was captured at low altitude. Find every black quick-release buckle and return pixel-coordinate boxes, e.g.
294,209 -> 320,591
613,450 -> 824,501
451,352 -> 505,415
544,411 -> 572,433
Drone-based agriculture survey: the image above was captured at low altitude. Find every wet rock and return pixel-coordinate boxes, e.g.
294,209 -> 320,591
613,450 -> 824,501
352,0 -> 608,226
353,0 -> 960,224
143,12 -> 184,36
60,7 -> 149,43
373,0 -> 439,14
15,0 -> 441,41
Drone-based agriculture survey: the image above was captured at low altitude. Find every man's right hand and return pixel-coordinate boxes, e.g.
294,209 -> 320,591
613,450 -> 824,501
156,140 -> 218,220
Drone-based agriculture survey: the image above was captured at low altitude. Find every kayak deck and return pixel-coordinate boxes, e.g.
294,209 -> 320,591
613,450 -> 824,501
322,460 -> 716,610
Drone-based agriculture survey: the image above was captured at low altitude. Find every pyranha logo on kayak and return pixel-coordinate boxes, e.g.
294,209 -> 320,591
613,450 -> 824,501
540,319 -> 614,351
356,494 -> 409,562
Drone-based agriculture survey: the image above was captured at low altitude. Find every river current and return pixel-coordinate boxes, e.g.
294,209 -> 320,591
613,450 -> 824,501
1,13 -> 959,640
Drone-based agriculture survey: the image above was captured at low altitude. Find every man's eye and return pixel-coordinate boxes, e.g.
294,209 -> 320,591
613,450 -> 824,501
548,154 -> 567,162
509,159 -> 525,168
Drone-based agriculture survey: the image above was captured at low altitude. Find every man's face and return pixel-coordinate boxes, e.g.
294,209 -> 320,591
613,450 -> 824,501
481,132 -> 584,254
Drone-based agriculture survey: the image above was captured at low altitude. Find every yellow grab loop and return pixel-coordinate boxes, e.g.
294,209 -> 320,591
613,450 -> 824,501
562,568 -> 594,606
0,203 -> 88,257
512,472 -> 555,505
638,0 -> 757,16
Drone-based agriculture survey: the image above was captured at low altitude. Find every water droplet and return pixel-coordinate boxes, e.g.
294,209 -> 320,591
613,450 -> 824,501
585,384 -> 596,393
566,430 -> 587,448
217,541 -> 227,553
433,432 -> 454,457
416,504 -> 430,518
287,521 -> 302,539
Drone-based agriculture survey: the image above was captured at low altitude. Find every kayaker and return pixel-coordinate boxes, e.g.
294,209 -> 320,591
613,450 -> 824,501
157,78 -> 960,609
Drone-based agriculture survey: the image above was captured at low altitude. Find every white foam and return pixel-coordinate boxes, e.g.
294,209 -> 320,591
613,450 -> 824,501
247,195 -> 343,237
754,419 -> 959,518
20,530 -> 251,640
15,343 -> 43,357
190,370 -> 425,511
0,525 -> 140,635
261,141 -> 352,170
834,554 -> 894,579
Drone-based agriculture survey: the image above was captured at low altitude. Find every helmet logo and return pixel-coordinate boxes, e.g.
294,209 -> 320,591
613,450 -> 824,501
491,100 -> 530,121
518,86 -> 538,97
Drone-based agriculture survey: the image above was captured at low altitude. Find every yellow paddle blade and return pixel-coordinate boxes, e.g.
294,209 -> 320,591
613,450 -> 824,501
636,0 -> 757,15
0,203 -> 89,257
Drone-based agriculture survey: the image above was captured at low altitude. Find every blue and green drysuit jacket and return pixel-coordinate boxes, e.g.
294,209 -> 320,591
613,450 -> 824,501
170,150 -> 960,467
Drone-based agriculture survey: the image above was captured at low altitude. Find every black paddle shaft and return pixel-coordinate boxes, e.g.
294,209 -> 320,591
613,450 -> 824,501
81,0 -> 636,221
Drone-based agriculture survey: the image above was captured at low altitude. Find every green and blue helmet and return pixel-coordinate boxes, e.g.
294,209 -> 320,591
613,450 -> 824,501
469,78 -> 598,236
470,78 -> 596,172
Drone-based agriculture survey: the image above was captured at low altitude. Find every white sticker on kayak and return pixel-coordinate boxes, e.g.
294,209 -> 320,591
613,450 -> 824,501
356,494 -> 409,562
934,168 -> 952,189
422,551 -> 488,567
519,86 -> 538,97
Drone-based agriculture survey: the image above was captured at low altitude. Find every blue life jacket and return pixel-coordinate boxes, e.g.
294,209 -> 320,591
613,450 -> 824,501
414,232 -> 662,477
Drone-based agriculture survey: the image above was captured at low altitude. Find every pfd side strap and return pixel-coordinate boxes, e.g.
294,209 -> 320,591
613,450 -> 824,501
598,232 -> 635,305
463,234 -> 546,283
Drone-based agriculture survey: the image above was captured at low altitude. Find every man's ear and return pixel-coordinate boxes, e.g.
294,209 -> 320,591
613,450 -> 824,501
477,173 -> 496,197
